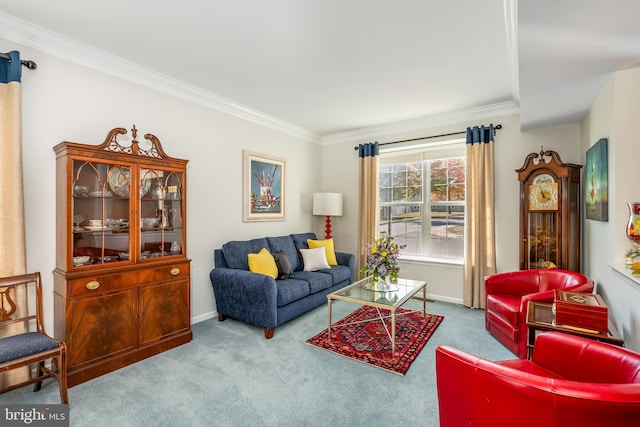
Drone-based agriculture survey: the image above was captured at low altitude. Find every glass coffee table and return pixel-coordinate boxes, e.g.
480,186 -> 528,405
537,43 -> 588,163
327,277 -> 427,358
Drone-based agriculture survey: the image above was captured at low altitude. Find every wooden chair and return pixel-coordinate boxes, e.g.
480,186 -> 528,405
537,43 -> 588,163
0,272 -> 68,403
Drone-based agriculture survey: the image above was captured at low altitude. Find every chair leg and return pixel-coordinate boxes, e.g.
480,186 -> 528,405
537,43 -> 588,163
264,328 -> 275,339
33,361 -> 45,392
58,353 -> 68,404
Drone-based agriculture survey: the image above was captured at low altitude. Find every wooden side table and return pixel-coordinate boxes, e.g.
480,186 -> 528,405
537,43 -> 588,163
526,302 -> 624,359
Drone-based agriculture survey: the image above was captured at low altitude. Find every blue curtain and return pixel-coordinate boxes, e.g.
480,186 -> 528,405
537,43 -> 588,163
463,124 -> 496,308
358,141 -> 379,158
466,124 -> 495,145
0,51 -> 22,84
357,142 -> 379,271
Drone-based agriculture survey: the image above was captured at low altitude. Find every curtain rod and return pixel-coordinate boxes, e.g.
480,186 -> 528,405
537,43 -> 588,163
353,124 -> 502,150
0,53 -> 37,69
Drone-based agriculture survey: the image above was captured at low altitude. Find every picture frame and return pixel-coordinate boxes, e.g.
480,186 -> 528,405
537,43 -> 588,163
243,150 -> 285,222
585,138 -> 608,221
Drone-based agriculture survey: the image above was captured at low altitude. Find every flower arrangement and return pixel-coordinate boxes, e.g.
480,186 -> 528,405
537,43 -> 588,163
624,248 -> 640,274
625,248 -> 640,259
358,231 -> 406,283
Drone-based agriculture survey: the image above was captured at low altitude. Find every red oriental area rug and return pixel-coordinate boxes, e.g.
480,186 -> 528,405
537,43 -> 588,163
306,306 -> 443,375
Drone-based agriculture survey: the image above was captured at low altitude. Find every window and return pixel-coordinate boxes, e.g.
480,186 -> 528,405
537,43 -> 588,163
379,142 -> 465,259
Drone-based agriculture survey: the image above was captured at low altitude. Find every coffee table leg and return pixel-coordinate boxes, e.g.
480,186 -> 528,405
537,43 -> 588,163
423,285 -> 426,316
391,310 -> 396,358
327,297 -> 332,340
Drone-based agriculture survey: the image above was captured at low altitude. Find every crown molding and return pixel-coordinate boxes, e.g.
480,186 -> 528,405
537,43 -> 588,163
0,12 -> 322,144
321,101 -> 520,146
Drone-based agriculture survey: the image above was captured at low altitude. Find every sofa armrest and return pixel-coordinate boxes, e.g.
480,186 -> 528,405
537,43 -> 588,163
437,344 -> 640,426
436,345 -> 557,425
209,267 -> 278,329
335,251 -> 355,273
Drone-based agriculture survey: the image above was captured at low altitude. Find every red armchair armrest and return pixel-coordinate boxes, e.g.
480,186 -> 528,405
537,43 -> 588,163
436,332 -> 640,427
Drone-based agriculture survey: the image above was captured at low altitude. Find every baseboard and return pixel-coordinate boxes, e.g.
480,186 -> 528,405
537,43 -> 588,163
191,311 -> 217,325
190,295 -> 466,326
422,293 -> 464,306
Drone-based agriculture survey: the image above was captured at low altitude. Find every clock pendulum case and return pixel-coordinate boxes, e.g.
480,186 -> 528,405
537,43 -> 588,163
516,149 -> 582,271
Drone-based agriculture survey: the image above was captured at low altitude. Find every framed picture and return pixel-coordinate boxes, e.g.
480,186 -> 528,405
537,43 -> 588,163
585,138 -> 608,221
243,151 -> 285,222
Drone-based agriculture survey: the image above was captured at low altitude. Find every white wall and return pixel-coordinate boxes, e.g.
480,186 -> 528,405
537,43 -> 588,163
582,66 -> 640,351
2,40 -> 323,332
10,39 -> 635,351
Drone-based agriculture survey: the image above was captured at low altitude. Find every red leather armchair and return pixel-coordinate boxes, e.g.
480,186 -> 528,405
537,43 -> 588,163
436,332 -> 640,427
485,269 -> 594,358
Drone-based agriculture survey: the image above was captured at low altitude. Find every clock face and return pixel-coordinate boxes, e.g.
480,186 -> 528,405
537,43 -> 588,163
529,183 -> 559,210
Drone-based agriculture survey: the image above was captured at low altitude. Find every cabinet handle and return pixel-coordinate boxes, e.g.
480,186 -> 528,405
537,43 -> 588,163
170,267 -> 180,276
86,281 -> 100,290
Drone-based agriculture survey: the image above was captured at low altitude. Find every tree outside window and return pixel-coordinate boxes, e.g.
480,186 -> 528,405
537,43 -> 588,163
379,156 -> 465,259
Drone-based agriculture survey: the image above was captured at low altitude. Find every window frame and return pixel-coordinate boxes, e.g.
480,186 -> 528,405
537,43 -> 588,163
378,140 -> 466,261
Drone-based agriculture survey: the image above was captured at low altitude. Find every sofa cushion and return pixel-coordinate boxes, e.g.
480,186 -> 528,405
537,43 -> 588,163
300,247 -> 330,271
290,271 -> 333,294
316,265 -> 352,284
276,279 -> 310,307
248,248 -> 278,279
267,236 -> 301,271
222,238 -> 269,270
272,251 -> 293,279
307,238 -> 337,265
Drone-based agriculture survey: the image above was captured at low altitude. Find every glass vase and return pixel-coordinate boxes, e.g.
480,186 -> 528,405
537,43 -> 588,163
626,202 -> 640,248
389,266 -> 399,283
365,274 -> 398,292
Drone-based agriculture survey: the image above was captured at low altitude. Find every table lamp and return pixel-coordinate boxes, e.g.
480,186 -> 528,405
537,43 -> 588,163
313,193 -> 343,239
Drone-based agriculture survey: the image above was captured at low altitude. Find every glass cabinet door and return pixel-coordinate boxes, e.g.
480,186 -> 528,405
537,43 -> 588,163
527,212 -> 558,269
139,168 -> 184,259
72,160 -> 131,267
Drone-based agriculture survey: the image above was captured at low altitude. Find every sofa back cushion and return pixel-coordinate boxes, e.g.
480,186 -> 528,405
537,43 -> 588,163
537,270 -> 591,292
266,236 -> 300,272
221,238 -> 269,270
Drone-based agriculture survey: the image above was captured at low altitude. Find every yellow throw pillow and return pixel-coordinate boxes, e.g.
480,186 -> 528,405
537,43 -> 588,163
307,238 -> 337,266
248,248 -> 278,279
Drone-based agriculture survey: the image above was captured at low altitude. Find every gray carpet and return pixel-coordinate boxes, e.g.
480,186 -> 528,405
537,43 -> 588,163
2,299 -> 514,426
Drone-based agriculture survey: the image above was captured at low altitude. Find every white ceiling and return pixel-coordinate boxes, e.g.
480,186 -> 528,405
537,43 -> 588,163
1,0 -> 639,140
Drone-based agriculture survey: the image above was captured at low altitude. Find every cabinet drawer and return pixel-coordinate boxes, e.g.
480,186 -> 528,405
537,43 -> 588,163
68,262 -> 190,297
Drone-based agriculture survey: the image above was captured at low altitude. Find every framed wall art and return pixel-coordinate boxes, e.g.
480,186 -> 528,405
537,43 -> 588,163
585,138 -> 608,222
243,151 -> 285,222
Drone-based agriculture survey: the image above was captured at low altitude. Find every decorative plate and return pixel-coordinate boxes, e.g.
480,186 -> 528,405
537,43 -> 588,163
108,167 -> 151,197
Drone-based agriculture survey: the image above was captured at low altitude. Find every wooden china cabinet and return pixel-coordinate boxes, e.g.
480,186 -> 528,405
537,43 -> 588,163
53,126 -> 192,387
516,149 -> 582,271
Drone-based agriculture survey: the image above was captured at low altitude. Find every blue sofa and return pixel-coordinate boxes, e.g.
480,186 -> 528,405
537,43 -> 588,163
209,232 -> 355,338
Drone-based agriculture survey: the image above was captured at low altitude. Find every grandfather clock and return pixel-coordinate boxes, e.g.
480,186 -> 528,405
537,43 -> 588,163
516,149 -> 582,271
